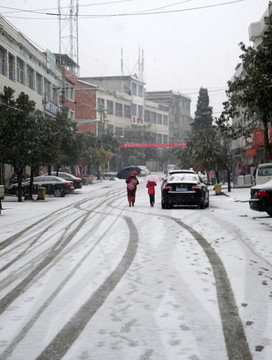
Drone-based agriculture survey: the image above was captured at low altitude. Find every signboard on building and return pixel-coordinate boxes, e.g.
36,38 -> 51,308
44,101 -> 59,117
246,147 -> 257,157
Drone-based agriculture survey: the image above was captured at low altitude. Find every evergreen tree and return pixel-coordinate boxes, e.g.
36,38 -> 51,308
192,87 -> 213,131
0,87 -> 37,201
53,108 -> 83,173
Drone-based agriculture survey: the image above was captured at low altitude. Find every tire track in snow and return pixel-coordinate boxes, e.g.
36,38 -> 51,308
35,216 -> 138,360
0,190 -> 116,252
0,212 -> 90,316
168,216 -> 253,360
0,201 -> 127,359
0,190 -> 124,314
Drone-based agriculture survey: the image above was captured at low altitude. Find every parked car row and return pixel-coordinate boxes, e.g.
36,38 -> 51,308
44,172 -> 82,189
8,173 -> 82,198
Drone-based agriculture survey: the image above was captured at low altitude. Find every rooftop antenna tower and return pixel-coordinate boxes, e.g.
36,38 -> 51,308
121,47 -> 144,80
121,47 -> 124,75
58,0 -> 79,75
138,47 -> 144,80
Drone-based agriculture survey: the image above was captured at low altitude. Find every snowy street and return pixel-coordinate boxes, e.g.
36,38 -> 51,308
0,178 -> 272,360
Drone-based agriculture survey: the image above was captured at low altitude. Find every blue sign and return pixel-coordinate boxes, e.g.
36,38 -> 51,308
44,101 -> 59,116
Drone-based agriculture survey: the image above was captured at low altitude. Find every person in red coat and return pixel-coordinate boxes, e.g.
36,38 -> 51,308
146,181 -> 157,207
125,171 -> 139,207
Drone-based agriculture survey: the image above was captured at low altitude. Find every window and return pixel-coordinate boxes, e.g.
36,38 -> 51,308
69,86 -> 74,101
138,105 -> 143,118
0,46 -> 7,76
124,105 -> 131,118
138,85 -> 143,97
132,82 -> 137,95
107,100 -> 113,114
115,103 -> 123,117
144,110 -> 150,122
97,98 -> 105,111
53,87 -> 58,104
44,79 -> 51,100
151,112 -> 157,123
163,115 -> 168,126
131,103 -> 137,116
17,57 -> 24,84
27,66 -> 34,90
65,82 -> 73,100
157,134 -> 162,143
36,73 -> 43,95
9,54 -> 15,81
157,114 -> 162,124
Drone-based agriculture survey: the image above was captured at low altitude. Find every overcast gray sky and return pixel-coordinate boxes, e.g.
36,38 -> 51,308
0,0 -> 269,117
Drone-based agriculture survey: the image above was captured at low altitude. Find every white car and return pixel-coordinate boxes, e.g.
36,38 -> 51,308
138,165 -> 150,176
255,163 -> 272,185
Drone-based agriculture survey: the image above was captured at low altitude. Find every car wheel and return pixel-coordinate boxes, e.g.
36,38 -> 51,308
161,201 -> 166,209
54,186 -> 65,197
205,196 -> 209,208
199,198 -> 205,209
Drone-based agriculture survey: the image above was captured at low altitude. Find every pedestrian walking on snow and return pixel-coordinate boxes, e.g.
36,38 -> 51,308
126,171 -> 139,207
146,181 -> 157,207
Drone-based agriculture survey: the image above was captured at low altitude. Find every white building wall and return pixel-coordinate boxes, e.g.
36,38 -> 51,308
0,16 -> 62,114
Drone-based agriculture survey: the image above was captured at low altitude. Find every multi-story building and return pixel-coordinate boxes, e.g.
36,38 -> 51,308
144,90 -> 192,142
0,16 -> 63,117
75,80 -> 98,134
144,100 -> 169,144
77,75 -> 169,142
230,3 -> 272,170
0,15 -> 77,186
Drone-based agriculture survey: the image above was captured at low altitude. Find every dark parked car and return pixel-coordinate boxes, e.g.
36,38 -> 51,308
9,175 -> 74,197
161,172 -> 209,209
45,172 -> 82,189
249,180 -> 272,217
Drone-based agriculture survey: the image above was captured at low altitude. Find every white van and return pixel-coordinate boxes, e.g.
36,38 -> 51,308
255,163 -> 272,185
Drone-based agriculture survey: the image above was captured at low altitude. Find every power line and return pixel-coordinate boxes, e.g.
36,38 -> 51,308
1,0 -> 246,20
0,0 -> 137,15
49,0 -> 247,18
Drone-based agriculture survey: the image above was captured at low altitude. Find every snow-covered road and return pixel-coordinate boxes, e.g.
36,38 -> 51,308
0,179 -> 271,360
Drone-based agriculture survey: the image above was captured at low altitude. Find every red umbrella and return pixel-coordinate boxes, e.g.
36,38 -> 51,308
144,174 -> 163,182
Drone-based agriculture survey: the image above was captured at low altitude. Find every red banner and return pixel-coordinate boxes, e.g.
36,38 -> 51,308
253,130 -> 264,146
120,142 -> 187,148
253,127 -> 272,146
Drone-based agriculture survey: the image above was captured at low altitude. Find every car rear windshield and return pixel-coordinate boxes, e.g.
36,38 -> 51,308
258,166 -> 272,176
169,174 -> 198,182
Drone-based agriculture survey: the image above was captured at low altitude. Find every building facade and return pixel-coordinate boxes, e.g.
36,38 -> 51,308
0,15 -> 77,186
144,91 -> 192,142
0,16 -> 63,117
77,76 -> 170,142
230,3 -> 272,171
